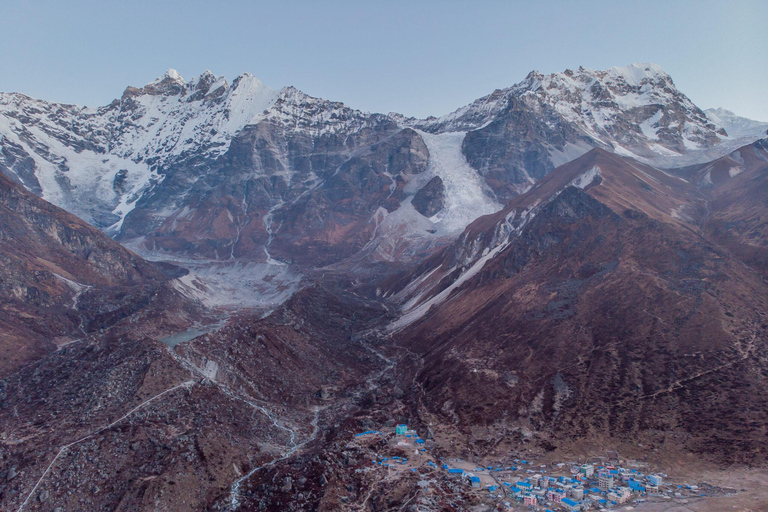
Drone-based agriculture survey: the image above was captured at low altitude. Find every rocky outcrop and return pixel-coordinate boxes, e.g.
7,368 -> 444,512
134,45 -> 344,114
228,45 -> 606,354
412,176 -> 445,217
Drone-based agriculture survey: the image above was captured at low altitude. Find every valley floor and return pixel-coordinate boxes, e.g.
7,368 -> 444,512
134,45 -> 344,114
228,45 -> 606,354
632,468 -> 768,512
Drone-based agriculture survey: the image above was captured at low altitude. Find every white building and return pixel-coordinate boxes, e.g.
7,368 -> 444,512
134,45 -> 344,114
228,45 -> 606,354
598,472 -> 614,491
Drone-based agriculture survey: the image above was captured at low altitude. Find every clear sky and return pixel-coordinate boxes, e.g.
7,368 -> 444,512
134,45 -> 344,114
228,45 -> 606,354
1,0 -> 766,121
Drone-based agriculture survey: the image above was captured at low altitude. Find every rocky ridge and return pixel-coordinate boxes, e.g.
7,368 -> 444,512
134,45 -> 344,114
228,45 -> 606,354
2,64 -> 765,281
0,170 -> 197,376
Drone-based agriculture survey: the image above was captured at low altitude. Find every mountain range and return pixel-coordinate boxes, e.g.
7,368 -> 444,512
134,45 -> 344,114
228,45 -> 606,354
1,63 -> 767,511
2,64 -> 765,277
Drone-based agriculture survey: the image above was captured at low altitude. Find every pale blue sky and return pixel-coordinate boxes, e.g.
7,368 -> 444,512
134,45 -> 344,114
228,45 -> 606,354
1,0 -> 766,120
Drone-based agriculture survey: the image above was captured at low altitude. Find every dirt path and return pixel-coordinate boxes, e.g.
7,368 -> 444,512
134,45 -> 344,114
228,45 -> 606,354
638,326 -> 758,400
16,380 -> 195,512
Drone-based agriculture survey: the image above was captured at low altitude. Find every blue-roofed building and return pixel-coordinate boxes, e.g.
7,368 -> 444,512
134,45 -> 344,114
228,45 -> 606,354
395,424 -> 407,435
470,476 -> 481,488
448,468 -> 464,475
517,481 -> 532,490
561,497 -> 579,511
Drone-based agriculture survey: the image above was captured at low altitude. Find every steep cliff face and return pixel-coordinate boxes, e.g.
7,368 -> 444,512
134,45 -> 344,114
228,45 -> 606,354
0,171 -> 193,376
459,93 -> 594,199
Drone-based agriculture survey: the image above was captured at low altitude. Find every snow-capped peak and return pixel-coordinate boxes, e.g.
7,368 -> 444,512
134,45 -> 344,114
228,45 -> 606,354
409,62 -> 723,167
409,62 -> 683,135
152,68 -> 185,85
0,68 -> 390,232
604,62 -> 670,86
231,72 -> 271,94
524,62 -> 675,101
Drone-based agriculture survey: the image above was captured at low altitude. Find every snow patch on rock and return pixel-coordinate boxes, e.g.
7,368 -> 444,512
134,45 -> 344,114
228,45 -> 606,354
390,240 -> 509,331
639,110 -> 663,141
569,166 -> 601,189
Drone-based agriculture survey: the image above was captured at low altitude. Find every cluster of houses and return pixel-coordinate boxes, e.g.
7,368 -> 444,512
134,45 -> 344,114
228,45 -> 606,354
362,424 -> 430,471
354,424 -> 687,511
444,462 -> 664,510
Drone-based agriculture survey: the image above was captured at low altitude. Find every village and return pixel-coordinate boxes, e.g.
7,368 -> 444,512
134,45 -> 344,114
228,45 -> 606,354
350,424 -> 737,511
